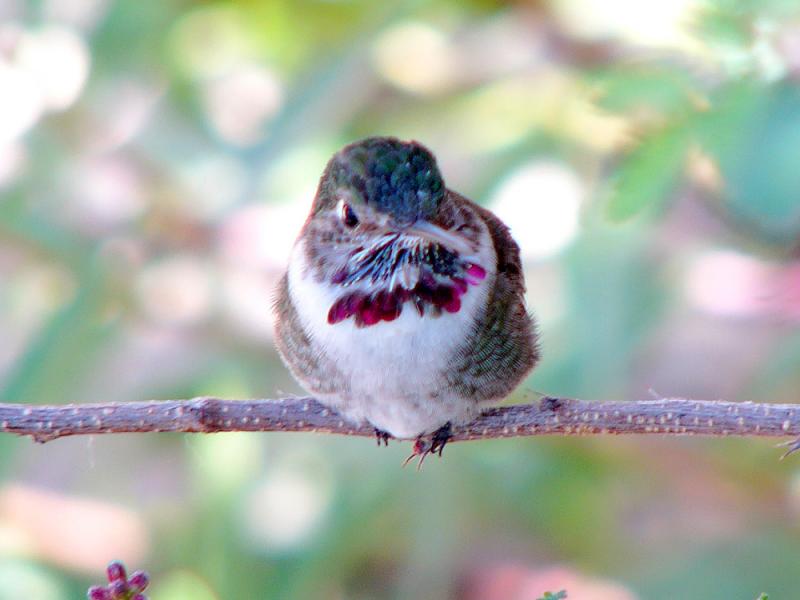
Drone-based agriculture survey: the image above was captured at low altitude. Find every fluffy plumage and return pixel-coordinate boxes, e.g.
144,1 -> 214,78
274,137 -> 539,439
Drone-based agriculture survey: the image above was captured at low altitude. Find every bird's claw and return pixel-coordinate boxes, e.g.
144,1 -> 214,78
402,422 -> 452,470
374,428 -> 392,446
402,438 -> 432,470
777,437 -> 800,460
429,422 -> 452,456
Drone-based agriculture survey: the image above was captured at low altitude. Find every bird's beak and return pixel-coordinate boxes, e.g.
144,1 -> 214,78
404,220 -> 474,256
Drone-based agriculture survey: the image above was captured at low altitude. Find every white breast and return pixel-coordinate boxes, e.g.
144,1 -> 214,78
286,227 -> 496,438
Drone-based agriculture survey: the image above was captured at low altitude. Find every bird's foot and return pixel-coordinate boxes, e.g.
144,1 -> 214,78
778,437 -> 800,460
374,428 -> 392,447
402,422 -> 453,470
429,422 -> 453,456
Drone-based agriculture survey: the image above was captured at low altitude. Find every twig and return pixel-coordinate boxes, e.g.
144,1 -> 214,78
1,396 -> 800,449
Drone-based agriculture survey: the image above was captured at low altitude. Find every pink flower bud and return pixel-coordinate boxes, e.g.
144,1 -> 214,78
106,561 -> 127,583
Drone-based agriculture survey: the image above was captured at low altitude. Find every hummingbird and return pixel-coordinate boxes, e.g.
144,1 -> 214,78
274,137 -> 539,462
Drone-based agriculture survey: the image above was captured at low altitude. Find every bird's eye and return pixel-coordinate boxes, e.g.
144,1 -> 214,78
339,201 -> 359,228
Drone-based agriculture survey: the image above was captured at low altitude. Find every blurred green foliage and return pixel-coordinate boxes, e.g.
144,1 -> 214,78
537,592 -> 567,600
2,0 -> 800,599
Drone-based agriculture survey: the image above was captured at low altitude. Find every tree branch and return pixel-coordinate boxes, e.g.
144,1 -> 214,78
1,396 -> 800,450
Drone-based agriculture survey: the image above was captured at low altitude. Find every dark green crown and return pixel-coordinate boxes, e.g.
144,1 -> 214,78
328,137 -> 445,225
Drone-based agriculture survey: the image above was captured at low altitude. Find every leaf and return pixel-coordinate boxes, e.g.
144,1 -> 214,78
591,66 -> 698,114
606,120 -> 691,221
694,80 -> 764,160
699,82 -> 800,244
694,6 -> 751,47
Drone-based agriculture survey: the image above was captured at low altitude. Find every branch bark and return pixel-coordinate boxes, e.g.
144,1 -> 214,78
1,396 -> 800,449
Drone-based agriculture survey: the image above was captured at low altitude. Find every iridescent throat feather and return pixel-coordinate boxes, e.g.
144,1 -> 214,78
327,234 -> 486,327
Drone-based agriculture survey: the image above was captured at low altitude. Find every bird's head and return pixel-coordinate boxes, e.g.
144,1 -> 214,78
299,137 -> 487,327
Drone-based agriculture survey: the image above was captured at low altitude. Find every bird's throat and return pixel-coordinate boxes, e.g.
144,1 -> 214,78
327,260 -> 486,327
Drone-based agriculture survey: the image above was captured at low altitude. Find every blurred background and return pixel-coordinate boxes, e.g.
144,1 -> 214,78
2,0 -> 800,598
